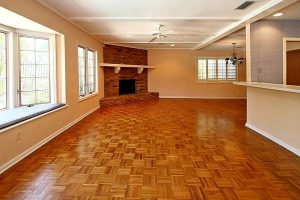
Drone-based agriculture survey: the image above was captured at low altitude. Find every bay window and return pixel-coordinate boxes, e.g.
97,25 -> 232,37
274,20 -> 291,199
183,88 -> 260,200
0,9 -> 67,130
0,25 -> 56,111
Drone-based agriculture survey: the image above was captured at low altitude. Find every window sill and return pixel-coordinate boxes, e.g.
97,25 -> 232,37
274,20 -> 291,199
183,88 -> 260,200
0,103 -> 68,133
78,92 -> 99,102
194,81 -> 235,84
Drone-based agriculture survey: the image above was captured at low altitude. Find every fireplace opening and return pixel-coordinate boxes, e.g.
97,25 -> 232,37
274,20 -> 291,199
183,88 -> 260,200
119,79 -> 136,95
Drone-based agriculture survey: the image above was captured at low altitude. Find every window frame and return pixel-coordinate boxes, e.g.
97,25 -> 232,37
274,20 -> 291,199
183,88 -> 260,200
196,57 -> 237,83
77,44 -> 98,101
18,35 -> 51,106
17,30 -> 56,106
0,30 -> 8,110
87,49 -> 96,94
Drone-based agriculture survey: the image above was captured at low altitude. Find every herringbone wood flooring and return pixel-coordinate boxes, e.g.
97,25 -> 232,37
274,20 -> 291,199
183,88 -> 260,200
0,99 -> 299,200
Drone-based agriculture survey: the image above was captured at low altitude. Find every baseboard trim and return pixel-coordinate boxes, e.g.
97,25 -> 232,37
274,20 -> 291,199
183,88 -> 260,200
0,106 -> 100,174
246,123 -> 300,156
159,96 -> 246,99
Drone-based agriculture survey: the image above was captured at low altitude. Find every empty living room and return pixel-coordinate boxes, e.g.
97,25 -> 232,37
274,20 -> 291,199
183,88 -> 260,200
0,0 -> 300,199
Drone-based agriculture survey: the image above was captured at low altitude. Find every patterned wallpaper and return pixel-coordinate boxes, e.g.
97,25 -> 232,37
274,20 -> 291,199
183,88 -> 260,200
251,20 -> 300,83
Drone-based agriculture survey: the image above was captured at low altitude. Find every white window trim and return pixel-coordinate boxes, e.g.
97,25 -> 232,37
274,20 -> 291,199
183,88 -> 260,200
195,57 -> 237,83
0,30 -> 8,110
17,30 -> 56,106
77,43 -> 98,101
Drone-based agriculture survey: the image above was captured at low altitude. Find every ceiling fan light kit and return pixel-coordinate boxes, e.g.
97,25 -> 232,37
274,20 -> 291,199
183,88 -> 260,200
148,24 -> 167,43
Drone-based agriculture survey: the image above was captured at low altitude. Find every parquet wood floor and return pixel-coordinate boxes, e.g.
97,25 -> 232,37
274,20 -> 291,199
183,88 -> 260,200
0,99 -> 300,200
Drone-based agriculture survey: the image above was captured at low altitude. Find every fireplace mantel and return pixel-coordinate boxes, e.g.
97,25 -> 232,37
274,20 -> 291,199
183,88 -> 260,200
100,63 -> 156,74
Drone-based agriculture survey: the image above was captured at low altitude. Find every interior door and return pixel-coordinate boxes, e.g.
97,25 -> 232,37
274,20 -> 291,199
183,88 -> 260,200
287,49 -> 300,86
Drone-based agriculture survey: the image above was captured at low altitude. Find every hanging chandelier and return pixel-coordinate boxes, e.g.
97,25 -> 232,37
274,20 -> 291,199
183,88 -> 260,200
225,43 -> 245,65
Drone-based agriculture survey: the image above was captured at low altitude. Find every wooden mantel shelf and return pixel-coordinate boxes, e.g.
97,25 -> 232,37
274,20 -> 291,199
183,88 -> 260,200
99,63 -> 155,69
99,63 -> 156,74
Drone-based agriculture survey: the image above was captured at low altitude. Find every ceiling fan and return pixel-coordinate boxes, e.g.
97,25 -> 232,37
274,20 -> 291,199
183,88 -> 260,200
148,24 -> 166,43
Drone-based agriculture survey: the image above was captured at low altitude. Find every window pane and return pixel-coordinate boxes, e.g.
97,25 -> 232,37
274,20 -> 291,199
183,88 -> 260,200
227,63 -> 236,80
36,64 -> 49,78
0,79 -> 6,109
21,78 -> 35,91
36,90 -> 50,103
218,59 -> 227,80
20,37 -> 34,51
87,50 -> 95,93
0,32 -> 6,109
19,36 -> 50,105
36,78 -> 49,90
20,92 -> 35,105
198,59 -> 206,80
207,59 -> 216,80
21,64 -> 35,78
35,38 -> 49,51
36,52 -> 49,64
20,51 -> 35,64
78,47 -> 86,96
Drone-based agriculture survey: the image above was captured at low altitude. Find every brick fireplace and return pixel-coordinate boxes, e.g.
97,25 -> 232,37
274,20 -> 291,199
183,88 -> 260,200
104,67 -> 148,97
100,44 -> 158,108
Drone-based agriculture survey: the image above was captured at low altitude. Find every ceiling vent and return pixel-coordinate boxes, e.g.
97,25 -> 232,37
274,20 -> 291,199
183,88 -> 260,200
235,1 -> 255,10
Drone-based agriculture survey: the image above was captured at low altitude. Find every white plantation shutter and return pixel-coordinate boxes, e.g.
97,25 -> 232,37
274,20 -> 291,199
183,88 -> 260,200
197,59 -> 207,80
207,59 -> 217,80
197,58 -> 236,81
217,59 -> 227,80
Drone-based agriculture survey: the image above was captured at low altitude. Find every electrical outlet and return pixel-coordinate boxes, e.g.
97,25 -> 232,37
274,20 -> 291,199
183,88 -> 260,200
16,131 -> 22,141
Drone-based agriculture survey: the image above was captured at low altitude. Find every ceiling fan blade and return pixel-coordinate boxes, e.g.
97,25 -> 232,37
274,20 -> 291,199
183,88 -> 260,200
148,37 -> 157,43
158,24 -> 164,31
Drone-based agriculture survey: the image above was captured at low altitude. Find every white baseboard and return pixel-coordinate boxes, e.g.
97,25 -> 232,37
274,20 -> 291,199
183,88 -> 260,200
159,96 -> 246,99
246,123 -> 300,156
0,106 -> 100,174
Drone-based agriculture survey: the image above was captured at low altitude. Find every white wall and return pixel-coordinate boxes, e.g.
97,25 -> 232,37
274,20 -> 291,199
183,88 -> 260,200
247,87 -> 300,155
148,49 -> 246,98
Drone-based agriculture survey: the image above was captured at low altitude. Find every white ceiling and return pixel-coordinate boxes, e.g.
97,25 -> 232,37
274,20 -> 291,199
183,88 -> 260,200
37,0 -> 297,49
206,28 -> 246,50
266,1 -> 300,20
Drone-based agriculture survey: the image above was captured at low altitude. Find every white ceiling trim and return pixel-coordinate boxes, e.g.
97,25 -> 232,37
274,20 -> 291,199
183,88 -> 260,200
193,0 -> 298,50
107,42 -> 204,44
92,33 -> 217,35
69,17 -> 240,21
147,48 -> 192,50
